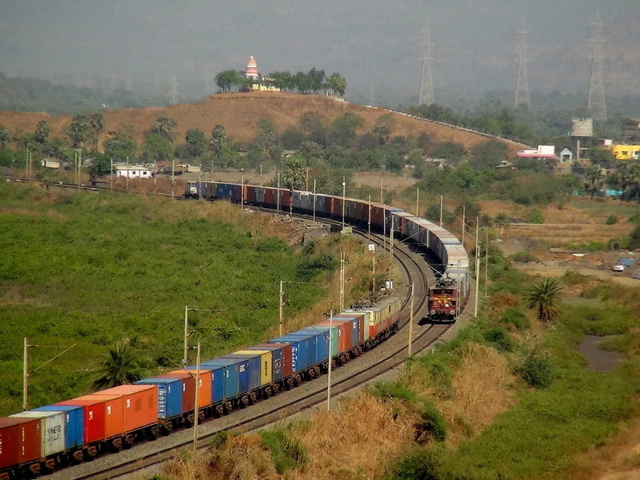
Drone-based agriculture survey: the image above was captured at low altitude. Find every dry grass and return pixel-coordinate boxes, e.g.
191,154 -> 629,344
287,392 -> 417,480
401,342 -> 517,446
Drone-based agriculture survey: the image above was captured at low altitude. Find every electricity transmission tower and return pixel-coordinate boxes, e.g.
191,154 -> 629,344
418,19 -> 434,105
588,12 -> 607,121
169,74 -> 178,105
514,22 -> 531,110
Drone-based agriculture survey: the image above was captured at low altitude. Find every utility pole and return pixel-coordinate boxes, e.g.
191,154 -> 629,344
183,306 -> 189,366
485,228 -> 489,297
23,338 -> 28,411
313,179 -> 316,222
240,169 -> 245,209
78,149 -> 82,191
372,250 -> 376,294
389,216 -> 394,290
171,159 -> 175,198
327,310 -> 333,411
110,158 -> 113,190
367,195 -> 372,240
341,177 -> 346,228
25,148 -> 30,181
461,205 -> 466,247
415,187 -> 420,216
276,173 -> 281,215
192,342 -> 201,456
279,281 -> 285,337
407,283 -> 415,357
259,163 -> 263,186
474,218 -> 480,317
340,253 -> 345,312
439,194 -> 443,226
126,155 -> 130,192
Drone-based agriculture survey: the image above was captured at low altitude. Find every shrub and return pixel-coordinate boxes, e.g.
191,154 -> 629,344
606,215 -> 618,225
369,381 -> 416,402
518,350 -> 553,389
416,399 -> 448,443
484,327 -> 515,352
259,429 -> 307,474
527,209 -> 544,224
389,446 -> 447,480
499,307 -> 530,330
255,237 -> 289,253
510,251 -> 538,263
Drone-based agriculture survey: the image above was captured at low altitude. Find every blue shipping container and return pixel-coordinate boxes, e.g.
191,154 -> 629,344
33,405 -> 84,449
221,354 -> 261,391
297,328 -> 330,364
188,363 -> 225,403
202,357 -> 249,397
280,332 -> 318,369
135,377 -> 183,419
200,360 -> 239,400
269,336 -> 309,372
248,345 -> 284,382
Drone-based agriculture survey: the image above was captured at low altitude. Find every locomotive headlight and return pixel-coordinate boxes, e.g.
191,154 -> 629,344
430,310 -> 436,315
450,309 -> 455,315
444,303 -> 450,307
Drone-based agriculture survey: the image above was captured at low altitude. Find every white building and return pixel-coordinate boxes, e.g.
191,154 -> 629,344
115,165 -> 153,179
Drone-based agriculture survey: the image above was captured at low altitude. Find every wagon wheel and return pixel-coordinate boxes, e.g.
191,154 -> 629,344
215,404 -> 225,417
224,401 -> 233,414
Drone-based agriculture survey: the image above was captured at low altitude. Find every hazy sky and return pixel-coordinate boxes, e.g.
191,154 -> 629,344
1,0 -> 638,105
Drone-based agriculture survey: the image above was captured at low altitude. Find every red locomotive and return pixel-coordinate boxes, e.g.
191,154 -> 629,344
428,277 -> 461,323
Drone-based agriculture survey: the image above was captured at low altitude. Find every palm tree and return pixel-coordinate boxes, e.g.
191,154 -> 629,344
93,341 -> 143,389
494,213 -> 509,235
525,278 -> 562,323
584,165 -> 604,200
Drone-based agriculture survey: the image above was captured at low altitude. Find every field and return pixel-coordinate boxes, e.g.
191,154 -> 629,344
0,182 -> 338,416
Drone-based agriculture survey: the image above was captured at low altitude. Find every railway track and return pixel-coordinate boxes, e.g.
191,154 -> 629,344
10,178 -> 457,480
47,214 -> 451,480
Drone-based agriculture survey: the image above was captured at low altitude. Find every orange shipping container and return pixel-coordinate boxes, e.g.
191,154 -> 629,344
99,384 -> 159,432
82,394 -> 124,439
167,369 -> 212,408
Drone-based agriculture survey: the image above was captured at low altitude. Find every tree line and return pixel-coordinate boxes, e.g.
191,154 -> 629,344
215,68 -> 347,96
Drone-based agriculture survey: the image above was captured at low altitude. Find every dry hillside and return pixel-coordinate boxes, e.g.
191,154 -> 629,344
0,92 -> 523,154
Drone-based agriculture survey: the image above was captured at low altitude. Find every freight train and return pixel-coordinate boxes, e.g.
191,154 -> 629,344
0,182 -> 469,479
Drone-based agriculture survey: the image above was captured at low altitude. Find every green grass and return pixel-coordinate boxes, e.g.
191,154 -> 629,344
0,183 -> 327,414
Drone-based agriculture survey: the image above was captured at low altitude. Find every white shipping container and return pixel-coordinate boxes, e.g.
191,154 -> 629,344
10,411 -> 65,457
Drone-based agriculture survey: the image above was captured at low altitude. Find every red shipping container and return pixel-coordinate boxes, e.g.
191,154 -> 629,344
99,384 -> 159,432
317,320 -> 351,353
257,343 -> 292,378
0,417 -> 40,469
0,418 -> 21,470
335,313 -> 365,344
280,190 -> 292,212
246,185 -> 257,204
157,373 -> 195,413
80,394 -> 124,440
264,187 -> 275,207
167,369 -> 212,409
55,397 -> 106,444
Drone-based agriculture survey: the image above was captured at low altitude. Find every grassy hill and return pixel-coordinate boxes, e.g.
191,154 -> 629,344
0,91 -> 525,154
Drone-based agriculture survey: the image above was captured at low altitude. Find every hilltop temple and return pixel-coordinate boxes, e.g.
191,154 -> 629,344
244,56 -> 279,92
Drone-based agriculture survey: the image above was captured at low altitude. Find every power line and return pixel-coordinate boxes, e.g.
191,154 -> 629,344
515,21 -> 531,110
587,12 -> 607,121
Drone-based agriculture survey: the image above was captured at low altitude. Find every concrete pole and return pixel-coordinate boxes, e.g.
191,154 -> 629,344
279,281 -> 284,337
327,310 -> 333,411
23,337 -> 28,411
474,218 -> 480,317
313,179 -> 316,222
439,194 -> 443,226
110,157 -> 113,190
367,195 -> 372,240
241,169 -> 245,209
171,158 -> 175,198
192,342 -> 201,457
342,177 -> 346,228
485,228 -> 489,297
183,306 -> 189,366
276,173 -> 281,215
340,252 -> 345,312
126,156 -> 130,192
407,283 -> 414,357
461,205 -> 466,247
416,187 -> 420,216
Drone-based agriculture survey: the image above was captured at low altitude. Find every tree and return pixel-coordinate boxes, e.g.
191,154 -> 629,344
215,70 -> 242,93
67,113 -> 88,148
104,133 -> 138,162
281,155 -> 306,190
584,165 -> 605,199
325,72 -> 347,96
372,114 -> 396,145
90,111 -> 105,151
298,111 -> 327,145
88,153 -> 112,178
184,128 -> 207,158
151,116 -> 177,143
328,112 -> 363,148
0,125 -> 9,149
525,278 -> 562,323
142,133 -> 173,163
494,213 -> 509,235
307,68 -> 325,93
210,124 -> 228,159
34,120 -> 51,145
93,341 -> 143,389
256,119 -> 280,161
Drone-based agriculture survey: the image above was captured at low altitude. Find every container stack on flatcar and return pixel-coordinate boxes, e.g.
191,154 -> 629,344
0,181 -> 468,480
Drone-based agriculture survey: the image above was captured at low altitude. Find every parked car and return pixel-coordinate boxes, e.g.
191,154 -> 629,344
612,263 -> 625,272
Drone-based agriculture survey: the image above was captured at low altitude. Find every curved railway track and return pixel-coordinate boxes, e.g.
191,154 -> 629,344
10,178 -> 459,480
47,210 -> 453,480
